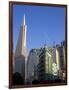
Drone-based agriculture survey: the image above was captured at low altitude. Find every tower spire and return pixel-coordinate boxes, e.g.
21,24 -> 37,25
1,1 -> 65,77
15,14 -> 27,57
24,14 -> 26,25
14,14 -> 27,84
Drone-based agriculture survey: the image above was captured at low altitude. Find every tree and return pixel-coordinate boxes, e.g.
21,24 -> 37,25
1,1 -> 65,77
13,72 -> 24,85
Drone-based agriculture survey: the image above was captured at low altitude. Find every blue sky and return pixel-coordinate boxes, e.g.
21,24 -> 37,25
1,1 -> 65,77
13,5 -> 65,52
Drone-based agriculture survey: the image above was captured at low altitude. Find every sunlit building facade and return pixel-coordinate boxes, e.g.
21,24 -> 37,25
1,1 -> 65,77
38,45 -> 53,81
14,15 -> 28,83
56,41 -> 66,80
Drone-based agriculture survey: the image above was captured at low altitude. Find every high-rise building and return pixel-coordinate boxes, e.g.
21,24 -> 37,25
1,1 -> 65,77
27,49 -> 40,83
52,47 -> 59,76
14,15 -> 27,82
15,14 -> 27,57
56,41 -> 66,80
38,45 -> 53,81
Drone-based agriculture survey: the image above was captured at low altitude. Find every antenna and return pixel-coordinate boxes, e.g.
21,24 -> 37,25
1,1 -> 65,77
24,14 -> 26,25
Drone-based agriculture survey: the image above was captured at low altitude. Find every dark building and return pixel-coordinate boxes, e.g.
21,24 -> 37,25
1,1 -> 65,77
27,49 -> 41,83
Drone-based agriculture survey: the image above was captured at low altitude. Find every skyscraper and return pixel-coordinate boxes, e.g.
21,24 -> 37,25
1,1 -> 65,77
27,49 -> 40,83
38,45 -> 53,81
14,15 -> 27,83
56,41 -> 66,80
15,14 -> 27,57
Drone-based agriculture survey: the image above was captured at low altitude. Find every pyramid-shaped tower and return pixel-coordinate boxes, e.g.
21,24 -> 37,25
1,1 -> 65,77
14,15 -> 27,82
15,14 -> 27,57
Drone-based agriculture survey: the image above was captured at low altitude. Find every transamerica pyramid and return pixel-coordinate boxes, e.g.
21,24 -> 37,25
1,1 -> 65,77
15,14 -> 27,57
14,14 -> 28,83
